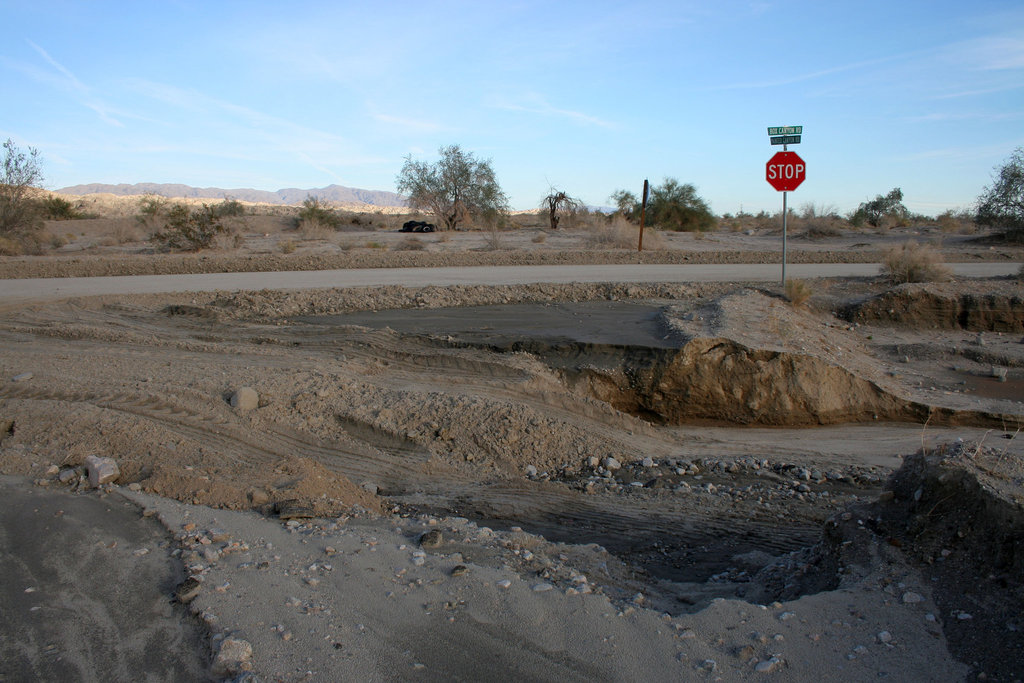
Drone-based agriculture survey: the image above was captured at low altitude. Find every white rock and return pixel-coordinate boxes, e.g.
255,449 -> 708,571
877,630 -> 893,644
641,457 -> 655,468
496,579 -> 512,589
602,457 -> 621,471
531,583 -> 554,592
755,657 -> 782,673
902,591 -> 924,604
84,455 -> 119,487
229,387 -> 259,412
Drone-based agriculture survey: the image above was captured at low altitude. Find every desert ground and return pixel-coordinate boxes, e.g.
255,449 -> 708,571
1,196 -> 1023,681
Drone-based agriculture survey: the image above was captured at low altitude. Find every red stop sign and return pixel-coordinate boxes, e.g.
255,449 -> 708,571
766,151 -> 806,192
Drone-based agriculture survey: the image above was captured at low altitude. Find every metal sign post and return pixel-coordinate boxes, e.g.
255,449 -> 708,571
765,127 -> 805,285
637,179 -> 649,252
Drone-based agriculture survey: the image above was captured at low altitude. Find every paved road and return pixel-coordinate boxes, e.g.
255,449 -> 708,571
0,262 -> 1019,306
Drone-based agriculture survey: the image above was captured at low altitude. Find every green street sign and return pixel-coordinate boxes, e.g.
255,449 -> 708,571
767,126 -> 802,136
770,135 -> 801,145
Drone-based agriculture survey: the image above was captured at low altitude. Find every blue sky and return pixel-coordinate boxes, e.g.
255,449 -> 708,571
1,1 -> 1022,215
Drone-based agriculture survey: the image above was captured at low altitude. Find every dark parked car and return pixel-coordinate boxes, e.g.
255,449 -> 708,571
400,220 -> 436,233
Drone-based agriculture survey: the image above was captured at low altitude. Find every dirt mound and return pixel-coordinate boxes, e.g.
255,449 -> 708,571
879,441 -> 1024,680
566,337 -> 914,425
842,282 -> 1024,332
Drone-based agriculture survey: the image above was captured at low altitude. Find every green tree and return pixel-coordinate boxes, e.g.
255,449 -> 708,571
647,179 -> 715,232
976,147 -> 1024,241
0,138 -> 44,239
850,187 -> 907,228
395,144 -> 509,230
609,180 -> 714,232
609,189 -> 638,218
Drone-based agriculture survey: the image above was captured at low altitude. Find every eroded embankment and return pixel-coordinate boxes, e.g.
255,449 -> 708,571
490,337 -> 1018,428
841,282 -> 1024,332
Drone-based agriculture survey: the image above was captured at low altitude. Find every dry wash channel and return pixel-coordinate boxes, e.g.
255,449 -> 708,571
0,282 -> 1021,616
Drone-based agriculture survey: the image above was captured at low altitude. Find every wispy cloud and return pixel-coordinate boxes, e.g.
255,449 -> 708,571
488,94 -> 614,128
708,54 -> 902,90
123,78 -> 389,173
26,40 -> 124,127
372,113 -> 445,133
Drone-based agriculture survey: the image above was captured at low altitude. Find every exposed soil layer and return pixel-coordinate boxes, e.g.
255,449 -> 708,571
841,281 -> 1024,332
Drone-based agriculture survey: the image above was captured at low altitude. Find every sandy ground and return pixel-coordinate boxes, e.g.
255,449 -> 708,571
1,214 -> 1023,681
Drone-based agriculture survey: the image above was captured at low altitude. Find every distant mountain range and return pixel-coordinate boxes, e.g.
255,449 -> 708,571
56,182 -> 406,207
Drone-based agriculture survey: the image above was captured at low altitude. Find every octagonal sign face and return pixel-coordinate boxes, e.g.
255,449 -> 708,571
766,151 -> 806,192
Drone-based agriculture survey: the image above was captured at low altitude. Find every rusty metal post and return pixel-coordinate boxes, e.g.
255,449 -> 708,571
638,179 -> 649,252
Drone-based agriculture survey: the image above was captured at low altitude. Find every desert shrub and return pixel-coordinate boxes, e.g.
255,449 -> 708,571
532,232 -> 546,244
937,208 -> 977,234
214,197 -> 246,218
135,194 -> 168,233
152,204 -> 230,252
0,235 -> 23,255
590,215 -> 666,249
394,236 -> 426,251
785,279 -> 812,307
280,239 -> 296,254
881,241 -> 951,284
295,196 -> 341,232
38,195 -> 92,220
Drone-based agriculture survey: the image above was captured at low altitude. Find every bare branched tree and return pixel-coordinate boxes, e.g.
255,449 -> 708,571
541,188 -> 583,230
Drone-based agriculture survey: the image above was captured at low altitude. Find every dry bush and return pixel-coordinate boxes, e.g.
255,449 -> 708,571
938,209 -> 977,234
785,279 -> 812,307
0,236 -> 23,255
280,240 -> 296,254
394,236 -> 426,251
110,221 -> 142,244
590,215 -> 667,250
881,241 -> 951,284
297,217 -> 336,240
532,232 -> 547,244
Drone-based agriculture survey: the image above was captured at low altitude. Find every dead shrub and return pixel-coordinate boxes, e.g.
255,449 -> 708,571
280,240 -> 296,254
590,215 -> 667,250
297,217 -> 335,240
881,241 -> 951,284
532,232 -> 547,244
0,236 -> 23,255
785,279 -> 812,307
394,236 -> 426,251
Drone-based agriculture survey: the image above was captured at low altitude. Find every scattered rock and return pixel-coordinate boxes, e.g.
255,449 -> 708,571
229,387 -> 259,412
360,481 -> 379,495
212,637 -> 253,677
902,591 -> 924,604
755,657 -> 783,673
602,457 -> 621,472
419,529 -> 443,548
275,499 -> 314,520
524,465 -> 538,478
450,564 -> 469,577
531,583 -> 554,592
247,488 -> 270,506
84,455 -> 119,487
11,372 -> 33,382
175,576 -> 202,604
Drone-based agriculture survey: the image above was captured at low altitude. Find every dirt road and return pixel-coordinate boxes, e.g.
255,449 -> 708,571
0,262 -> 1020,306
